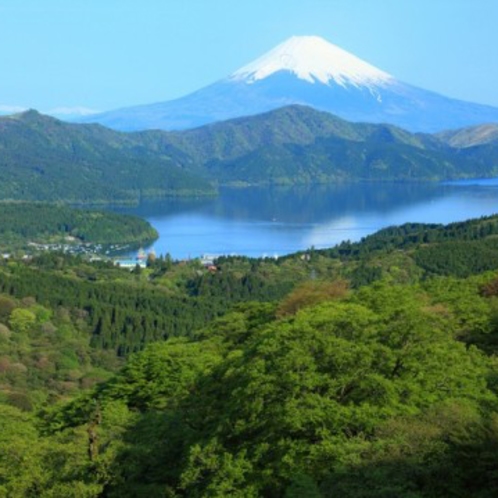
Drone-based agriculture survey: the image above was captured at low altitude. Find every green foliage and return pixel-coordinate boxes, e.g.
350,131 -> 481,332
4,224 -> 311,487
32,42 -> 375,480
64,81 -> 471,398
2,215 -> 498,495
2,106 -> 498,205
9,308 -> 36,334
413,240 -> 498,277
0,260 -> 225,355
0,294 -> 119,406
0,404 -> 107,497
321,214 -> 498,260
0,202 -> 158,251
285,475 -> 322,498
42,280 -> 498,496
0,111 -> 214,203
276,279 -> 349,316
165,105 -> 498,185
102,339 -> 223,411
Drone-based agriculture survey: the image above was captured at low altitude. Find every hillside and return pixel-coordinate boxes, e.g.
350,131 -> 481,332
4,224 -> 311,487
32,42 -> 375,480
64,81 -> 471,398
0,202 -> 158,251
0,111 -> 214,203
2,215 -> 498,495
1,213 -> 498,354
103,105 -> 498,184
437,123 -> 498,148
2,107 -> 498,203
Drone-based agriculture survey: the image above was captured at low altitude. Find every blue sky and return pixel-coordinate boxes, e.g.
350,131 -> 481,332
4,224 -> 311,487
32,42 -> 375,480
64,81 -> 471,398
1,0 -> 498,113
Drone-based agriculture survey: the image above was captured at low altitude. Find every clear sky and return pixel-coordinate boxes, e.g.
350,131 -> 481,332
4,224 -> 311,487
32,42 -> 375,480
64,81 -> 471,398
1,0 -> 498,114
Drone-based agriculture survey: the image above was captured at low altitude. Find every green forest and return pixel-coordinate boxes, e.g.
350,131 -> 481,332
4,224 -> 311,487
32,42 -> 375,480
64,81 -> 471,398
3,106 -> 498,203
0,111 -> 214,204
0,202 -> 158,252
2,215 -> 498,496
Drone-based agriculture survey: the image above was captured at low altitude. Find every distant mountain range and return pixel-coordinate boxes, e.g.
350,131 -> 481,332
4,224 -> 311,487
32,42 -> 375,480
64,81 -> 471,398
81,36 -> 498,133
437,123 -> 498,148
2,106 -> 498,204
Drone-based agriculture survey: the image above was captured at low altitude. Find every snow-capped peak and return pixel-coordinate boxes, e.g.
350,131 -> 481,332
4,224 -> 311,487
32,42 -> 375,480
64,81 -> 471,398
231,35 -> 393,89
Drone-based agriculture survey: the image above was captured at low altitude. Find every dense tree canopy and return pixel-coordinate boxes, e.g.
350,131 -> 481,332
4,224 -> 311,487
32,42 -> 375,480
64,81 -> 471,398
0,202 -> 158,252
1,215 -> 498,496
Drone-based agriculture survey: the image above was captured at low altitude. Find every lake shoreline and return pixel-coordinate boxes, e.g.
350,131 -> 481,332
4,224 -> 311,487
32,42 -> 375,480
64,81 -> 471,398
107,180 -> 498,260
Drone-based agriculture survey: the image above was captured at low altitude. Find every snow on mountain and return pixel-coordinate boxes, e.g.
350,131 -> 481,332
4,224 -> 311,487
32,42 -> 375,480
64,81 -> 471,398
79,35 -> 498,133
231,36 -> 393,89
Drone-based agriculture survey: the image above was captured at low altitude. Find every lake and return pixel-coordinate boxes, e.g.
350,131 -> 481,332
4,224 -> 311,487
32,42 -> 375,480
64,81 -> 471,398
112,179 -> 498,260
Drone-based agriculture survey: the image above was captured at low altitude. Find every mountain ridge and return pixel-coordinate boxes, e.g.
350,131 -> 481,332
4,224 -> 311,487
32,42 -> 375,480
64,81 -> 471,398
0,110 -> 214,203
3,105 -> 498,203
437,123 -> 498,148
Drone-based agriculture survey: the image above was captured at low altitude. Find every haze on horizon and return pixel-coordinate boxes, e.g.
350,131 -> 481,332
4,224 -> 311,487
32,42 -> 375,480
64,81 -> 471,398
1,0 -> 498,114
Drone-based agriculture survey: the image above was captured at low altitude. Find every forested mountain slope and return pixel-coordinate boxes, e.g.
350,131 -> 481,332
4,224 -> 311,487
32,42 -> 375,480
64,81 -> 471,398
0,111 -> 213,203
2,107 -> 498,203
1,215 -> 498,495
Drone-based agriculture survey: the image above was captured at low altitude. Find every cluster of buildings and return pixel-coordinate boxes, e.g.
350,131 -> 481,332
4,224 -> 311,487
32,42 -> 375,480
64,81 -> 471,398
114,248 -> 148,269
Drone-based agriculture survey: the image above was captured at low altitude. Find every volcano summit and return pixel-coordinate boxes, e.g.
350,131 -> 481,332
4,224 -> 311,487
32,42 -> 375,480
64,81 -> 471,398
84,36 -> 498,132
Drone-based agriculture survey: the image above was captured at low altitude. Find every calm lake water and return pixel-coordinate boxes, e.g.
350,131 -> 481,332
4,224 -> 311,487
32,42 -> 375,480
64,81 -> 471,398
112,179 -> 498,260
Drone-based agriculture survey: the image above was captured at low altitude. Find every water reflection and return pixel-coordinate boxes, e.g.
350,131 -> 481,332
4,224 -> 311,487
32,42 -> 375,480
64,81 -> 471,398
111,181 -> 498,259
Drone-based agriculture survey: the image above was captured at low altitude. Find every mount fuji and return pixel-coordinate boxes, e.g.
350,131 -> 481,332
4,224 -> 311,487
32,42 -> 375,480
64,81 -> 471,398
83,36 -> 498,132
